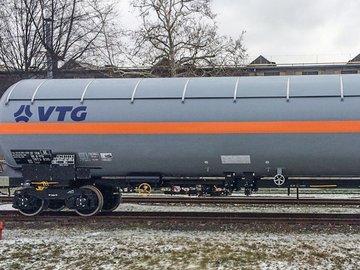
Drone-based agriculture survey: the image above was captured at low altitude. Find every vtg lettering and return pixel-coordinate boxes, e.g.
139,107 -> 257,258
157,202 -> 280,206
38,106 -> 87,121
14,105 -> 88,122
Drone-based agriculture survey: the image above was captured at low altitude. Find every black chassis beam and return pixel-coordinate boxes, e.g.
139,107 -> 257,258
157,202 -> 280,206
15,187 -> 85,202
6,176 -> 360,190
258,179 -> 360,189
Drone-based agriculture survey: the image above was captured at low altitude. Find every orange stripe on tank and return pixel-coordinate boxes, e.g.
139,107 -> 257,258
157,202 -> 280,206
1,121 -> 360,135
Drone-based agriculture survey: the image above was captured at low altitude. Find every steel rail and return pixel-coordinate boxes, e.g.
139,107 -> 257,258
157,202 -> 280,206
121,196 -> 360,205
0,197 -> 12,203
2,196 -> 360,205
1,211 -> 360,225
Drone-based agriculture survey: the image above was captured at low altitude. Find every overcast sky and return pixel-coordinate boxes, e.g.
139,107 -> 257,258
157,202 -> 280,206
119,0 -> 360,64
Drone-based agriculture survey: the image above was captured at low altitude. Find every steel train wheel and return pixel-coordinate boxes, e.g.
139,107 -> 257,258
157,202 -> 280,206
100,187 -> 122,212
16,194 -> 46,217
74,185 -> 104,217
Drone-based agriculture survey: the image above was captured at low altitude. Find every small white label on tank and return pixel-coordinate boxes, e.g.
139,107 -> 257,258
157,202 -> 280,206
100,153 -> 113,161
78,152 -> 101,162
89,153 -> 100,161
221,155 -> 251,164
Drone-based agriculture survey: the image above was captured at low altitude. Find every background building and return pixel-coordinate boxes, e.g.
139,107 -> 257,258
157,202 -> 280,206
1,54 -> 360,97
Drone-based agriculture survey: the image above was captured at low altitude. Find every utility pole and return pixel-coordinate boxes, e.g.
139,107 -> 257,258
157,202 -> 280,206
44,17 -> 53,79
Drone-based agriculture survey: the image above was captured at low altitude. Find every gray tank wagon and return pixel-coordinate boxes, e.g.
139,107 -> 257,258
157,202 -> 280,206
1,74 -> 360,216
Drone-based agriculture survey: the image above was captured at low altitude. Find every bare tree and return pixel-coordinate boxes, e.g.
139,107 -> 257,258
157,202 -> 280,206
0,0 -> 120,74
86,2 -> 127,68
208,32 -> 247,67
0,0 -> 44,72
130,0 -> 247,77
31,0 -> 119,74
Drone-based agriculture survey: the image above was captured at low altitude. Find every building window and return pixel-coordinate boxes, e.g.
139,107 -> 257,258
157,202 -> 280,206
302,71 -> 319,75
264,71 -> 280,76
341,70 -> 358,74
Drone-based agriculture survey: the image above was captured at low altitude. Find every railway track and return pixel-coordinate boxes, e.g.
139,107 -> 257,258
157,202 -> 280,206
1,210 -> 360,225
122,196 -> 360,205
2,195 -> 360,205
0,197 -> 12,203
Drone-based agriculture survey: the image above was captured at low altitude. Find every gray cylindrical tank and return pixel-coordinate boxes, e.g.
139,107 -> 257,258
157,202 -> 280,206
1,74 -> 360,178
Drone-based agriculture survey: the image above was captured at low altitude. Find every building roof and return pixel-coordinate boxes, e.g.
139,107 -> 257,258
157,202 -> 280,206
61,59 -> 100,71
249,55 -> 276,66
349,54 -> 360,63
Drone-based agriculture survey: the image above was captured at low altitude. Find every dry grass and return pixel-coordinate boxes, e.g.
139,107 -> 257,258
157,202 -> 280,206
1,225 -> 360,270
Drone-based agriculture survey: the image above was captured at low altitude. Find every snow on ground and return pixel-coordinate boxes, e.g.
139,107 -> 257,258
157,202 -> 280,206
1,225 -> 360,270
118,202 -> 360,214
0,204 -> 14,211
0,202 -> 360,269
1,192 -> 360,269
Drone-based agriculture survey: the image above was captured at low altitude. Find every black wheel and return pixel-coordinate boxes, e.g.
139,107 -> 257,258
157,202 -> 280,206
15,194 -> 45,216
74,185 -> 104,216
47,199 -> 66,211
100,187 -> 122,212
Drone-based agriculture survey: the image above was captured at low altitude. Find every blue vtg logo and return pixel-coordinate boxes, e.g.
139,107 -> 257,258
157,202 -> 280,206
14,105 -> 33,122
14,105 -> 87,122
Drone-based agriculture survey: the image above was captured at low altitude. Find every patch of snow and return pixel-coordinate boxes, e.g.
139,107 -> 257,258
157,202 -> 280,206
1,227 -> 360,270
1,196 -> 360,269
0,203 -> 14,211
